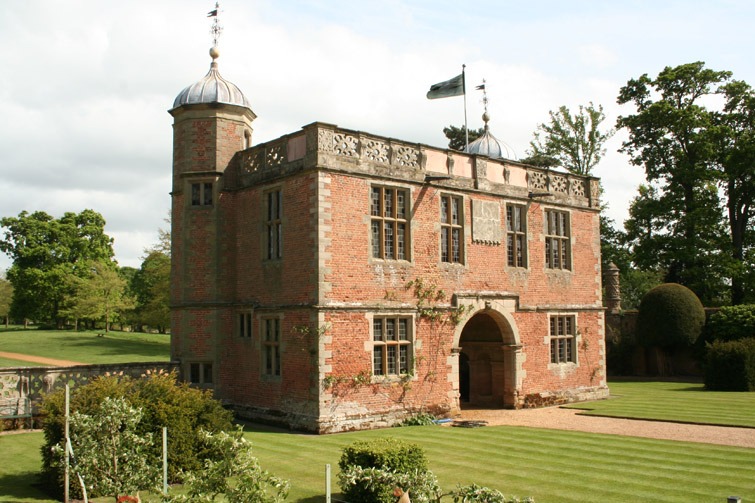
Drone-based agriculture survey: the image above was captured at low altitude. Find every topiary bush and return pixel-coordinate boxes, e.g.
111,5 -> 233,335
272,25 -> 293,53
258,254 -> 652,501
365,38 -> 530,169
704,338 -> 755,391
636,283 -> 706,349
338,438 -> 432,503
704,304 -> 755,343
40,371 -> 233,500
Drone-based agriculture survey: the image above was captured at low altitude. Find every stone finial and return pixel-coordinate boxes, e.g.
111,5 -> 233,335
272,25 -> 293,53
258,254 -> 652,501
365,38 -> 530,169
605,262 -> 621,313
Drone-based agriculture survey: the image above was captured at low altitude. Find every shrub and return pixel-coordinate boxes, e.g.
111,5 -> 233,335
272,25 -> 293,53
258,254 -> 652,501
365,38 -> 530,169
40,371 -> 233,499
704,338 -> 755,391
337,465 -> 441,503
338,438 -> 431,503
705,305 -> 755,343
398,412 -> 437,427
636,283 -> 705,349
451,483 -> 535,502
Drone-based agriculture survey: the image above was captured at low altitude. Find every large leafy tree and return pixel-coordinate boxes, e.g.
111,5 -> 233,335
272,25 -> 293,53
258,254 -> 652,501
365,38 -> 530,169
61,262 -> 135,332
131,250 -> 171,333
526,102 -> 614,175
0,210 -> 115,326
714,80 -> 755,303
0,277 -> 12,327
617,62 -> 754,304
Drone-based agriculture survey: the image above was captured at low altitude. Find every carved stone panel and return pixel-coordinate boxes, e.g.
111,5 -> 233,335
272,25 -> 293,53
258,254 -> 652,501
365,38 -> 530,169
471,199 -> 502,244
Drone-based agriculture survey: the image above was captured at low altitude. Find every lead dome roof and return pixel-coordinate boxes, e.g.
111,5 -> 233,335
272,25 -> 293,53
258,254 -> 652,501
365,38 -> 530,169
172,47 -> 251,110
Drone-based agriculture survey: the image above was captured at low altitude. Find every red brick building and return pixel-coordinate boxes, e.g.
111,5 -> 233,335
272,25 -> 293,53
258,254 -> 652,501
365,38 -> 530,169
169,49 -> 608,433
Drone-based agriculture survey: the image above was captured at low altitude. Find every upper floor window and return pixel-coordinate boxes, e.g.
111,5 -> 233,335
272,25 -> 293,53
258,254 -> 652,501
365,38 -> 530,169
266,190 -> 282,260
372,317 -> 412,376
440,195 -> 463,263
545,209 -> 570,270
191,182 -> 213,206
371,186 -> 409,260
239,311 -> 252,338
506,204 -> 527,268
550,315 -> 576,364
262,317 -> 281,376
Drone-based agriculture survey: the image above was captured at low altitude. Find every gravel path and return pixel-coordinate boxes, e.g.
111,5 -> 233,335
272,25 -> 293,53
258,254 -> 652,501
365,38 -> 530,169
453,406 -> 755,449
0,351 -> 84,367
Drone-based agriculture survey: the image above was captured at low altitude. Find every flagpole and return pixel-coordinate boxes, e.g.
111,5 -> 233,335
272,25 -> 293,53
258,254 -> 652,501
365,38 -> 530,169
462,64 -> 468,152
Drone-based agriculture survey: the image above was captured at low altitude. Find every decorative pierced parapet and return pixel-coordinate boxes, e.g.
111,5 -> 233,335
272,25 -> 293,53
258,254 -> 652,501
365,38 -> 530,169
362,138 -> 390,164
265,139 -> 287,167
241,148 -> 265,174
240,138 -> 289,174
526,168 -> 593,206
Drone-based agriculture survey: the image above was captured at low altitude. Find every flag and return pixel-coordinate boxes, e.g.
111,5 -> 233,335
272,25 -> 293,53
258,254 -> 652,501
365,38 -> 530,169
207,9 -> 218,17
476,83 -> 485,91
426,73 -> 464,99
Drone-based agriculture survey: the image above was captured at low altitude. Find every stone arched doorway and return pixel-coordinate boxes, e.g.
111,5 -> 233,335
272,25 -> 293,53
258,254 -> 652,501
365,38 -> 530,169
458,311 -> 516,407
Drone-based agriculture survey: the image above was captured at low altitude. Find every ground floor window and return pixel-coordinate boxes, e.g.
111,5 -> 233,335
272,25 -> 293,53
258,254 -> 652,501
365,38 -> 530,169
189,362 -> 213,385
262,317 -> 281,376
372,316 -> 412,376
550,315 -> 576,364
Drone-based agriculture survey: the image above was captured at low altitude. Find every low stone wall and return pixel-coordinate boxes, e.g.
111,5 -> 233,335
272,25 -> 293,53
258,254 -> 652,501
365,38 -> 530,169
0,361 -> 176,418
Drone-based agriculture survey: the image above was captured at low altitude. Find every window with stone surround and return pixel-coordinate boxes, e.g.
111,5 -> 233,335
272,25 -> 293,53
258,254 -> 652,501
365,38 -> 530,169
440,194 -> 464,263
265,189 -> 282,260
189,362 -> 213,385
545,209 -> 571,270
239,311 -> 252,338
262,317 -> 281,376
371,186 -> 410,261
550,314 -> 576,364
506,203 -> 527,268
372,316 -> 412,376
190,182 -> 213,206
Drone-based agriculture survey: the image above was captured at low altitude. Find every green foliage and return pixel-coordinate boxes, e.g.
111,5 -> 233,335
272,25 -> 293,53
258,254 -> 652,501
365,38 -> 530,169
51,397 -> 160,499
527,102 -> 613,175
60,261 -> 135,332
339,438 -> 430,503
636,283 -> 705,349
443,125 -> 484,151
705,304 -> 755,343
617,61 -> 755,305
0,209 -> 116,326
451,483 -> 534,503
337,465 -> 441,503
130,250 -> 171,333
40,372 -> 233,499
398,412 -> 437,427
704,338 -> 755,391
163,428 -> 289,503
0,277 -> 12,325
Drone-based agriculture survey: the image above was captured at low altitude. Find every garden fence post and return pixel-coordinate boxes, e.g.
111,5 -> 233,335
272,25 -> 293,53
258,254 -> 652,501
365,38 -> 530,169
325,463 -> 331,503
163,427 -> 168,494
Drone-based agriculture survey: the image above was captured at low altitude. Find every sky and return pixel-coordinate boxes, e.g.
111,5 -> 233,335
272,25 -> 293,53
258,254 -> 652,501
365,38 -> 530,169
1,0 -> 754,273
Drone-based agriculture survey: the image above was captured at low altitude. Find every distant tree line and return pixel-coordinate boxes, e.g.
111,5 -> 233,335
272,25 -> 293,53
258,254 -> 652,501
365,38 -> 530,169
0,209 -> 170,332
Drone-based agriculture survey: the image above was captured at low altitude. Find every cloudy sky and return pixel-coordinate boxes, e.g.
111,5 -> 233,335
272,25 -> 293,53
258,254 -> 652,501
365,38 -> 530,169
1,0 -> 753,272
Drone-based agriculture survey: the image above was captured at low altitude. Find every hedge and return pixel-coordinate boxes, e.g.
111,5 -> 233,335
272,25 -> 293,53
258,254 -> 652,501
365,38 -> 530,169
704,338 -> 755,391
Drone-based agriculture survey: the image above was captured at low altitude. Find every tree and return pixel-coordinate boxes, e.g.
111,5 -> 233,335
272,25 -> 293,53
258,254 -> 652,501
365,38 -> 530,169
164,428 -> 289,503
0,277 -> 12,327
617,62 -> 731,302
52,397 -> 160,501
61,262 -> 135,332
442,125 -> 484,151
0,210 -> 116,326
527,102 -> 613,175
715,80 -> 755,304
131,251 -> 170,333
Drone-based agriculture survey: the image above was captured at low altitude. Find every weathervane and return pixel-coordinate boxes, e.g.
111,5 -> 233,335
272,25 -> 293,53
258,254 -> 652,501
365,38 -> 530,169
476,79 -> 489,116
208,2 -> 222,48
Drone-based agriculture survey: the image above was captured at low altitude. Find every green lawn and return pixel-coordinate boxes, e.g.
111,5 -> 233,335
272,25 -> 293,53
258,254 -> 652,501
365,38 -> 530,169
0,357 -> 46,367
0,328 -> 170,365
2,425 -> 752,503
565,380 -> 755,428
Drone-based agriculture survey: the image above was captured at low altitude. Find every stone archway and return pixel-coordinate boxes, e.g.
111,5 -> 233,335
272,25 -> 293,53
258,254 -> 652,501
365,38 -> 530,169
456,306 -> 521,408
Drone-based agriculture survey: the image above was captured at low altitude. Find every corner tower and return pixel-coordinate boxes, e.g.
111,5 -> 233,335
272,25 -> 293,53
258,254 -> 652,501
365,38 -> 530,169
168,42 -> 256,385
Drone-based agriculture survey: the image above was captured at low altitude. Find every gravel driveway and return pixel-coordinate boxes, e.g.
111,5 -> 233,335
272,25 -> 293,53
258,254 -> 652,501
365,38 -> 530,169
453,406 -> 755,449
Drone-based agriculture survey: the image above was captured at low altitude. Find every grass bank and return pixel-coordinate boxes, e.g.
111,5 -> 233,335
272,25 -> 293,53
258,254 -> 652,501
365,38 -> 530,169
0,328 -> 170,366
